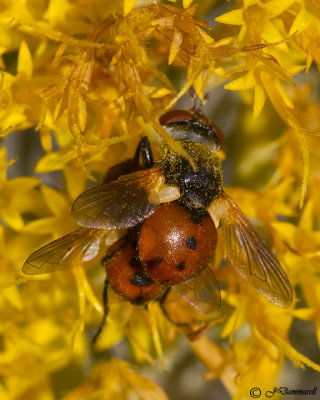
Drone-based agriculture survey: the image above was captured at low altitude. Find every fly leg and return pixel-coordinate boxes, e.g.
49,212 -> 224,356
102,137 -> 154,183
133,136 -> 154,169
92,278 -> 109,343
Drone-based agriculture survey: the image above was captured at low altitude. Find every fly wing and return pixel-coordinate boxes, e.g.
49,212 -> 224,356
71,167 -> 167,229
22,228 -> 106,275
173,267 -> 221,313
208,191 -> 292,308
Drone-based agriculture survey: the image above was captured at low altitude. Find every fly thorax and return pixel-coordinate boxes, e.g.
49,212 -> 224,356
161,141 -> 223,209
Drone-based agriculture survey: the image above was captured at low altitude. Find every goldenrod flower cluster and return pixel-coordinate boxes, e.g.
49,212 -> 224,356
1,0 -> 320,399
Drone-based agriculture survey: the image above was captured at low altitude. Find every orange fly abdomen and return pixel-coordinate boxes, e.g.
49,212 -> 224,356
138,203 -> 217,285
105,240 -> 163,305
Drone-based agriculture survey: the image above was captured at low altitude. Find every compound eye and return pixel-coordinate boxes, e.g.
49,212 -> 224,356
159,110 -> 194,125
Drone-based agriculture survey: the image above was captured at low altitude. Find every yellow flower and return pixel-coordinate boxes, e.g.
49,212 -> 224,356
63,358 -> 169,400
0,148 -> 40,230
22,170 -> 84,240
216,0 -> 320,206
216,0 -> 294,46
1,1 -> 320,399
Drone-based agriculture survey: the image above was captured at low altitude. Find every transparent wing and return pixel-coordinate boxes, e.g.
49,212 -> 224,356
173,267 -> 221,313
71,167 -> 166,229
208,191 -> 292,308
22,228 -> 107,275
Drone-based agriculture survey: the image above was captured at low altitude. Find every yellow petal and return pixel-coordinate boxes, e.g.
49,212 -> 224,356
77,265 -> 103,314
8,177 -> 40,193
260,71 -> 310,208
77,94 -> 87,132
22,216 -> 57,234
1,208 -> 24,230
27,318 -> 62,345
263,0 -> 296,19
0,224 -> 4,249
210,36 -> 234,48
289,7 -> 314,36
0,71 -> 3,102
190,336 -> 231,379
238,24 -> 247,42
253,83 -> 266,119
221,309 -> 238,339
274,80 -> 294,109
261,20 -> 288,52
224,72 -> 255,90
0,47 -> 5,69
127,317 -> 153,363
221,302 -> 246,340
0,152 -> 10,177
306,53 -> 313,73
39,127 -> 53,153
271,222 -> 296,248
124,0 -> 138,16
17,40 -> 33,79
197,27 -> 214,44
125,365 -> 169,399
286,65 -> 306,76
36,100 -> 48,132
0,103 -> 28,131
44,0 -> 72,24
95,304 -> 125,349
262,328 -> 320,372
149,87 -> 173,98
291,308 -> 315,320
193,72 -> 205,100
298,199 -> 314,231
183,0 -> 193,8
41,185 -> 69,215
243,0 -> 258,7
148,303 -> 165,369
35,148 -> 77,172
260,71 -> 298,126
2,285 -> 23,310
215,9 -> 244,25
168,29 -> 183,65
64,166 -> 87,201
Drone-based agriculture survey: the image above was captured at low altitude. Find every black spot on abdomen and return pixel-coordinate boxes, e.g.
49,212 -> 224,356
129,256 -> 141,268
186,237 -> 197,250
176,262 -> 185,271
144,257 -> 163,269
130,273 -> 153,287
